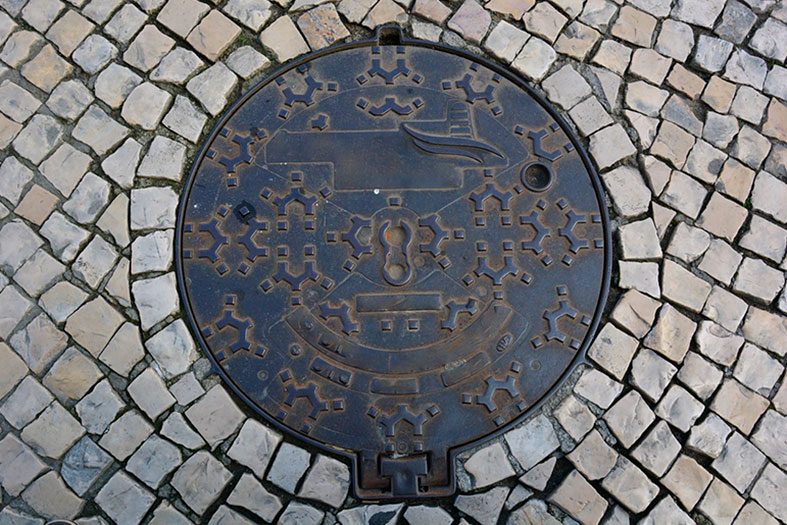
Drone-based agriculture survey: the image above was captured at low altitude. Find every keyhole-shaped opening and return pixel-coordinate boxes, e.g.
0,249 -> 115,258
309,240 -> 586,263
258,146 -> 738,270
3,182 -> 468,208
386,225 -> 407,245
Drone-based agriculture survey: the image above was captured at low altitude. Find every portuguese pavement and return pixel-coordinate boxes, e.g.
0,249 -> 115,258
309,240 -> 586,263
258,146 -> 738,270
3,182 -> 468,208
0,0 -> 785,522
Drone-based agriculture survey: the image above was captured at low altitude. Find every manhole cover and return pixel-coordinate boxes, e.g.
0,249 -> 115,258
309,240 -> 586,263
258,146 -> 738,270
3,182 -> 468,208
176,29 -> 611,498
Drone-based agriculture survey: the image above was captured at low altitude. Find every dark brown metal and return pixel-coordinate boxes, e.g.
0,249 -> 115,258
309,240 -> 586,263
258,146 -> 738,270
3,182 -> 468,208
176,29 -> 611,499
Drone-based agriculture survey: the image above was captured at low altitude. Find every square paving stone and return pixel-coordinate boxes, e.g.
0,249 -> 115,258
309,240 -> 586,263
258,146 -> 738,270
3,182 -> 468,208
150,47 -> 204,84
601,456 -> 659,513
711,379 -> 769,434
0,433 -> 47,497
223,0 -> 273,30
739,215 -> 787,263
126,435 -> 183,488
40,212 -> 91,262
0,341 -> 27,399
72,104 -> 130,155
504,413 -> 560,470
554,394 -> 595,441
259,15 -> 310,62
42,346 -> 102,402
65,296 -> 124,356
10,313 -> 68,375
157,0 -> 209,37
523,0 -> 566,43
587,322 -> 638,380
511,37 -> 557,82
549,470 -> 607,524
61,436 -> 113,496
702,287 -> 747,336
299,454 -> 350,508
162,94 -> 208,142
124,24 -> 175,71
698,478 -> 744,525
187,10 -> 240,61
698,239 -> 743,286
588,123 -> 636,169
128,367 -> 176,420
631,420 -> 680,477
733,343 -> 783,396
145,319 -> 198,378
137,135 -> 186,180
121,82 -> 173,130
103,6 -> 145,43
267,441 -> 312,494
610,290 -> 660,339
687,413 -> 732,459
130,186 -> 179,230
95,471 -> 156,525
0,286 -> 33,339
574,368 -> 623,409
0,80 -> 41,122
741,307 -> 787,357
712,432 -> 766,492
228,418 -> 282,477
186,62 -> 238,116
678,352 -> 723,401
298,4 -> 349,50
0,375 -> 53,429
661,455 -> 713,511
14,184 -> 59,226
21,402 -> 85,459
21,0 -> 64,31
169,372 -> 204,405
228,472 -> 284,521
46,9 -> 94,56
603,390 -> 655,448
462,442 -> 516,490
185,384 -> 246,447
630,348 -> 676,403
12,114 -> 63,165
99,409 -> 154,460
62,172 -> 111,224
21,471 -> 84,521
171,450 -> 233,514
75,378 -> 124,434
72,234 -> 118,289
21,44 -> 72,92
751,463 -> 787,522
732,257 -> 785,304
567,430 -> 618,480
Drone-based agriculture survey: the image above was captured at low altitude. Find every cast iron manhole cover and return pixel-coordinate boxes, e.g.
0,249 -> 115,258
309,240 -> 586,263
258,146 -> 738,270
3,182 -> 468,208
177,29 -> 611,498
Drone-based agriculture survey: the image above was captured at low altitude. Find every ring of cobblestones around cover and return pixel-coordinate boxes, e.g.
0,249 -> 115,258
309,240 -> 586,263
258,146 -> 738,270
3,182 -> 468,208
177,34 -> 611,499
0,0 -> 785,522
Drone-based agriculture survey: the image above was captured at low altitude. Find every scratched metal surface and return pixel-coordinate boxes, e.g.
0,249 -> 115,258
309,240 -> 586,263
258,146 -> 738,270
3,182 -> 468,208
176,32 -> 611,499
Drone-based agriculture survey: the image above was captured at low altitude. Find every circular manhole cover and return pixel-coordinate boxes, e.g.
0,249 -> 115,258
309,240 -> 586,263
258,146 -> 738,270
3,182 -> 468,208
176,30 -> 611,499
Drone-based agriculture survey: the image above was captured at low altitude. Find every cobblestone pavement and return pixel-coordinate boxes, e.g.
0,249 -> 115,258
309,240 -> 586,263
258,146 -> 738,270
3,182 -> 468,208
0,0 -> 785,521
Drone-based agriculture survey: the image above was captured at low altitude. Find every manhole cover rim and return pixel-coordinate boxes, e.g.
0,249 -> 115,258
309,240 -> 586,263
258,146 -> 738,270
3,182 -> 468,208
175,29 -> 613,498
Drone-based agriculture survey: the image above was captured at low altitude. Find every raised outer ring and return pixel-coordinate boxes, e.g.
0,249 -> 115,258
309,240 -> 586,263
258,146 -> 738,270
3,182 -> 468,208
175,28 -> 613,499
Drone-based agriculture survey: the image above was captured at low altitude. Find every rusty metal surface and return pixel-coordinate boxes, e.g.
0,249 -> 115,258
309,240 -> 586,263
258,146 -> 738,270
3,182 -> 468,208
176,30 -> 611,499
